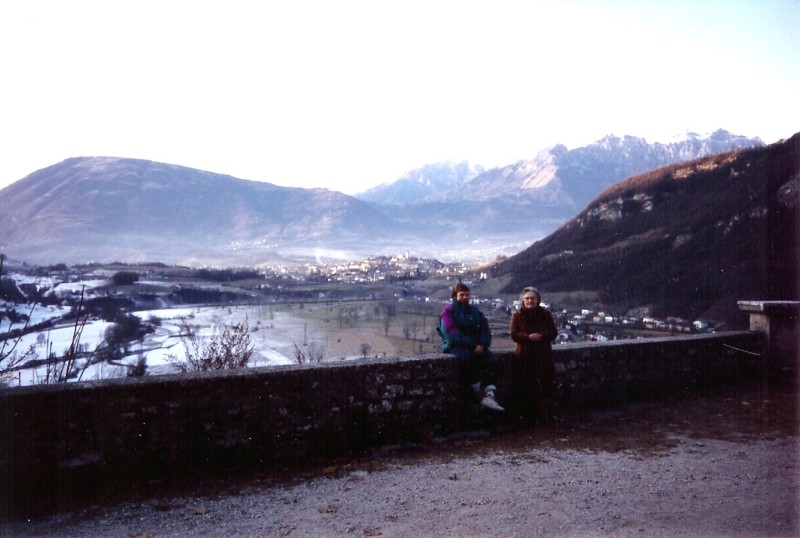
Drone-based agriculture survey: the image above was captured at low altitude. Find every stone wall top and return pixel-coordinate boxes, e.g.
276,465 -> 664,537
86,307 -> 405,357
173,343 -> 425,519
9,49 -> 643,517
738,300 -> 800,314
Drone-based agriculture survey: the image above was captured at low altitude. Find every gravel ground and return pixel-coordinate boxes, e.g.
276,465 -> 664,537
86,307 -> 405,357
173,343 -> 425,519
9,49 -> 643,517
3,383 -> 798,537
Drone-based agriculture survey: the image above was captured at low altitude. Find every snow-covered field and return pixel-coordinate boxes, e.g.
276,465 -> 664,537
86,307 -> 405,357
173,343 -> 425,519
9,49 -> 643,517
1,304 -> 303,387
1,301 -> 424,387
129,305 -> 302,370
2,269 -> 438,387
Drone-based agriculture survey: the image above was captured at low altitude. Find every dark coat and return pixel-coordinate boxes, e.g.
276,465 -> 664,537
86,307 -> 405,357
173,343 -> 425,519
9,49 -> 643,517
509,305 -> 559,414
509,305 -> 557,359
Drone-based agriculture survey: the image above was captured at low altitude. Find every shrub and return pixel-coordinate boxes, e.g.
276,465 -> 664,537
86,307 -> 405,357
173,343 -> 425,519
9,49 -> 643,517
168,318 -> 254,372
111,271 -> 139,286
292,341 -> 327,364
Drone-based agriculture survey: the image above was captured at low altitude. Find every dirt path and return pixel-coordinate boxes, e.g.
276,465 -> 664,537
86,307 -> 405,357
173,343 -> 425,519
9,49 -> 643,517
4,383 -> 798,537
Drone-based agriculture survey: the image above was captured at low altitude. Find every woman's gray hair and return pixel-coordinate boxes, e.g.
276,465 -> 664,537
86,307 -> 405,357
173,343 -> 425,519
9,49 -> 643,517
521,286 -> 541,301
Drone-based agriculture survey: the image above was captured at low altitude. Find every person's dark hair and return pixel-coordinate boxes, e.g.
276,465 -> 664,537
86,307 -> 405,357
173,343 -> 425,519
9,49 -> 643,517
452,282 -> 470,298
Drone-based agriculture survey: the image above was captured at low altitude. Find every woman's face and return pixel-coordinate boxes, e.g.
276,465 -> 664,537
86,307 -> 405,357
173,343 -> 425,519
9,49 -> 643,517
522,292 -> 540,308
455,290 -> 470,304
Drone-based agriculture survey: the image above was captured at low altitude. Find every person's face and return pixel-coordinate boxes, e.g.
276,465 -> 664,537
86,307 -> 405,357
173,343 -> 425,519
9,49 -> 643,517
456,290 -> 470,304
522,293 -> 540,308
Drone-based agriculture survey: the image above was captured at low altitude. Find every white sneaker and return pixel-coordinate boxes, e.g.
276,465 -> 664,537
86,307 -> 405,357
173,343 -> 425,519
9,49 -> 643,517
481,392 -> 505,412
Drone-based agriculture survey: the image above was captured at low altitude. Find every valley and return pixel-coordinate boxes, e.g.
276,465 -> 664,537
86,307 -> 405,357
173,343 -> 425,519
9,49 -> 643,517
1,260 -> 723,388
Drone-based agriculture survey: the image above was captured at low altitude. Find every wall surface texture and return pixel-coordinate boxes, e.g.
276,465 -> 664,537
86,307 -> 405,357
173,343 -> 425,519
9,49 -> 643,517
1,331 -> 767,516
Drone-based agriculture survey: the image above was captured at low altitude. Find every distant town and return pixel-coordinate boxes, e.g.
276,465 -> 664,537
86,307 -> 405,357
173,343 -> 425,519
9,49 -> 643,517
260,252 -> 718,339
265,252 -> 473,283
5,251 -> 719,342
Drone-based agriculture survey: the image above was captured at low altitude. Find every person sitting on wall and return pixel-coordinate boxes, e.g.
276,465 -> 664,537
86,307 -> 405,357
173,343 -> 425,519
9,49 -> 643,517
440,282 -> 504,412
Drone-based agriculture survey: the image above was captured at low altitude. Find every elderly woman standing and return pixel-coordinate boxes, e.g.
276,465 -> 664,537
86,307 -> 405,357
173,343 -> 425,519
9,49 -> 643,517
509,287 -> 558,423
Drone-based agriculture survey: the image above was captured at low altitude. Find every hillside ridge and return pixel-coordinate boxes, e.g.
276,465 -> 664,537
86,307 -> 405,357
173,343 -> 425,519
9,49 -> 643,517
493,132 -> 800,325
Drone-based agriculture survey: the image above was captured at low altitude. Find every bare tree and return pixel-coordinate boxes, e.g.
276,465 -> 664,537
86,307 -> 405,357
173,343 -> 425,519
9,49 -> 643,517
1,302 -> 38,383
292,341 -> 327,364
0,343 -> 35,386
359,342 -> 371,358
307,341 -> 327,363
57,287 -> 90,382
127,354 -> 148,377
382,315 -> 391,336
168,318 -> 254,372
4,286 -> 99,385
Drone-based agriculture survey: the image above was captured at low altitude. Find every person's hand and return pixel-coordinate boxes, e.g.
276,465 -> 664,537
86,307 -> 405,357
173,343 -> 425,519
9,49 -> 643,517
474,344 -> 485,355
529,333 -> 543,342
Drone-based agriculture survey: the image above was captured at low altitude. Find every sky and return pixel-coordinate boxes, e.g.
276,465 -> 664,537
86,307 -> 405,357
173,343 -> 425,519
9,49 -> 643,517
1,0 -> 798,195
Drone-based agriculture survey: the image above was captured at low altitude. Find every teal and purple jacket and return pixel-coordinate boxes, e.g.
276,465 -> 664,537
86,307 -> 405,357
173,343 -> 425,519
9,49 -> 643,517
440,299 -> 492,355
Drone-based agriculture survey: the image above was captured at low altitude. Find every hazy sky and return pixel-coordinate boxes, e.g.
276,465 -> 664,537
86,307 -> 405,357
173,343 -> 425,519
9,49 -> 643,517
1,0 -> 798,194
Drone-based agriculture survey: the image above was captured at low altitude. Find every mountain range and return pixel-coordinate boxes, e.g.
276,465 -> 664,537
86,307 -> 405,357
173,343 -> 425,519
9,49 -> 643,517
359,129 -> 761,209
354,129 -> 764,259
0,129 -> 771,267
492,132 -> 800,325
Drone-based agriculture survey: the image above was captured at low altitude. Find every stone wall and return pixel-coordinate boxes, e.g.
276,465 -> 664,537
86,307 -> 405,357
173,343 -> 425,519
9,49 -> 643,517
0,331 -> 765,516
738,301 -> 800,377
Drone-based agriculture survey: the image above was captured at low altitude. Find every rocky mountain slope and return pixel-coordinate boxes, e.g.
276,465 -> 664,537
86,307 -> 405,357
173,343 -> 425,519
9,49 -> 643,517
356,161 -> 485,205
492,132 -> 800,325
360,130 -> 763,209
357,130 -> 764,258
